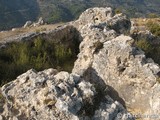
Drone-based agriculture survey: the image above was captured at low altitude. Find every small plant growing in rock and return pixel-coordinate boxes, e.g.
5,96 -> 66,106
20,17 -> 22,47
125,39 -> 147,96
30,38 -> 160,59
93,41 -> 103,53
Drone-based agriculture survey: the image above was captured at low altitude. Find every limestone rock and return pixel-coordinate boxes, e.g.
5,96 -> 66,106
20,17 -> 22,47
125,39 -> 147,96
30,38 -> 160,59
23,17 -> 44,29
72,7 -> 131,35
1,7 -> 160,120
23,21 -> 32,28
37,17 -> 44,25
0,69 -> 132,120
78,7 -> 113,25
72,7 -> 160,119
33,17 -> 45,27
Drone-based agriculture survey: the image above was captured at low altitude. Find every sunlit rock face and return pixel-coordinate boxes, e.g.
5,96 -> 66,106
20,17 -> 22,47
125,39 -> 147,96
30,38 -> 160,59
0,68 -> 132,120
72,7 -> 160,119
1,7 -> 160,120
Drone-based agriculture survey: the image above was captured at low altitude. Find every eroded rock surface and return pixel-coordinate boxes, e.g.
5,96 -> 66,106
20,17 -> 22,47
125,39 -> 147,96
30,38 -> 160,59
1,7 -> 160,120
0,69 -> 133,120
72,7 -> 160,119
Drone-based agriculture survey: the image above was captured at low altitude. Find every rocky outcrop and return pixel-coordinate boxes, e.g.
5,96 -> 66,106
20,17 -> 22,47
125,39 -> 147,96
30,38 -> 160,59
0,25 -> 80,49
1,7 -> 160,120
72,7 -> 131,34
23,21 -> 32,28
23,17 -> 44,28
0,69 -> 133,120
72,7 -> 160,119
130,19 -> 160,45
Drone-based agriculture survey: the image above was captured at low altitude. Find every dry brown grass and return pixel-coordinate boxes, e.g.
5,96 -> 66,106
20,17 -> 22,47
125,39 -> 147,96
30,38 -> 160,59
0,23 -> 65,41
131,18 -> 160,27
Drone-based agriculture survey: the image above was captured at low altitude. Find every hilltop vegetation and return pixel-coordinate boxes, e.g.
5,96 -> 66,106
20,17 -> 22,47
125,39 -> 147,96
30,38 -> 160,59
134,19 -> 160,66
0,26 -> 80,85
146,21 -> 160,37
0,0 -> 160,30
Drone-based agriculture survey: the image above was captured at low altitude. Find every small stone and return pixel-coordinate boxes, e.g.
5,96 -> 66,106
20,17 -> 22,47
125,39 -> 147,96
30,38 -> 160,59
23,21 -> 32,28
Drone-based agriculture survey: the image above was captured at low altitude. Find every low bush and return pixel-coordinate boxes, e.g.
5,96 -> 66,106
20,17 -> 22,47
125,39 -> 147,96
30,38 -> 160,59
146,21 -> 160,37
135,39 -> 160,65
0,34 -> 79,85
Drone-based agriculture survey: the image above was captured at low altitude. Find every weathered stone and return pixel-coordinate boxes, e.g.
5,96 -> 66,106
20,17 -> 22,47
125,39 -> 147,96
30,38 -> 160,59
72,7 -> 131,35
0,68 -> 131,120
1,7 -> 160,120
37,17 -> 44,25
72,7 -> 160,119
23,21 -> 32,28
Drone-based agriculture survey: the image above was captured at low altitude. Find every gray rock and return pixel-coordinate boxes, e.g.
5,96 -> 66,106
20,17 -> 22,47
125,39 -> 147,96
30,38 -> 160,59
72,7 -> 160,119
32,17 -> 44,27
0,68 -> 132,120
2,6 -> 160,120
23,21 -> 32,28
37,17 -> 44,25
72,7 -> 130,35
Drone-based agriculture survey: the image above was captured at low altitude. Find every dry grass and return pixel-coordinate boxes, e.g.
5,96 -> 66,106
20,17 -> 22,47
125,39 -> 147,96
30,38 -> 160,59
0,23 -> 65,41
131,18 -> 160,27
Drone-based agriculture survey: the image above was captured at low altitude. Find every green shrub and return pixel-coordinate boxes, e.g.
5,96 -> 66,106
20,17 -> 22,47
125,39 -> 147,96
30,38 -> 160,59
0,34 -> 79,86
146,21 -> 160,37
135,39 -> 152,54
147,13 -> 159,18
135,39 -> 160,65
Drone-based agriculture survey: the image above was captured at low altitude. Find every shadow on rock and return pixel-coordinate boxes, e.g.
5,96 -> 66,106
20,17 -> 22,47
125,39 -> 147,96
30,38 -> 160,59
82,66 -> 126,109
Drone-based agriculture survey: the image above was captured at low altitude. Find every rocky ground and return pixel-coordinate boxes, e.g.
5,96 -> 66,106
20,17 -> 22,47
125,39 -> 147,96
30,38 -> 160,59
0,23 -> 64,44
0,7 -> 160,120
130,18 -> 160,44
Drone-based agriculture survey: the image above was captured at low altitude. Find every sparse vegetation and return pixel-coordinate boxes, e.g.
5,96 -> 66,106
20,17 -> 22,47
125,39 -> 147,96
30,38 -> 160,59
146,21 -> 160,37
93,41 -> 103,53
147,13 -> 159,18
0,27 -> 80,85
133,19 -> 160,69
135,39 -> 160,65
1,0 -> 160,30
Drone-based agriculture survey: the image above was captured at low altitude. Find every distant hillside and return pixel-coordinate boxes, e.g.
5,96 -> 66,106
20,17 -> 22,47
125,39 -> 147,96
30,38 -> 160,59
0,0 -> 39,30
0,0 -> 160,30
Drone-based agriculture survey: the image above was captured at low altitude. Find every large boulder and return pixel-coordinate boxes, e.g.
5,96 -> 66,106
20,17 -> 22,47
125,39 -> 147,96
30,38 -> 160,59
72,7 -> 160,119
0,69 -> 133,120
72,7 -> 131,34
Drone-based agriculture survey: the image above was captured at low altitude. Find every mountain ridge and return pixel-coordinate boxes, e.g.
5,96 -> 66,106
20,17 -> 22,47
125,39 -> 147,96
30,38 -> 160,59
0,0 -> 160,31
